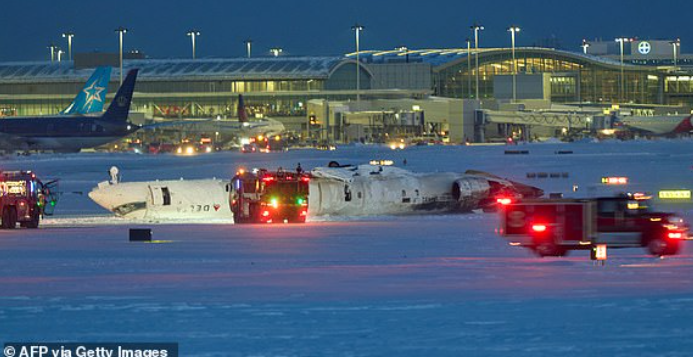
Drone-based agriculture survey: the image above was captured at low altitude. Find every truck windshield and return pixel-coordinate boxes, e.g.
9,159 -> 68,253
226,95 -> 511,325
264,182 -> 308,199
0,181 -> 28,197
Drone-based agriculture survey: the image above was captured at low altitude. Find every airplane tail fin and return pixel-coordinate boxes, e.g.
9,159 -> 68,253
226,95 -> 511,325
61,67 -> 112,115
102,69 -> 138,123
238,94 -> 248,123
673,116 -> 693,134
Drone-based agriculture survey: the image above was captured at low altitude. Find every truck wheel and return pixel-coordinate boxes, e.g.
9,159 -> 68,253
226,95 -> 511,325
26,208 -> 40,229
533,241 -> 567,257
5,207 -> 17,229
0,208 -> 9,229
647,238 -> 680,256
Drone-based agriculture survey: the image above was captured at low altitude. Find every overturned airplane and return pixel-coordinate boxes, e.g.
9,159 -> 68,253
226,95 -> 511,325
88,163 -> 543,221
308,162 -> 543,216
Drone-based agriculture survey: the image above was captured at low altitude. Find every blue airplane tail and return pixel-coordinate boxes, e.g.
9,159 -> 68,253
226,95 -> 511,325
102,69 -> 139,123
60,67 -> 112,115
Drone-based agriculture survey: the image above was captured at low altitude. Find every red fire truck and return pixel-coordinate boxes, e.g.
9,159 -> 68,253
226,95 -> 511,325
231,167 -> 310,223
499,194 -> 688,257
0,171 -> 57,229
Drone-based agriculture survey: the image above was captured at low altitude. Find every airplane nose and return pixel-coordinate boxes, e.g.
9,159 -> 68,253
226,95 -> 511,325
88,188 -> 111,210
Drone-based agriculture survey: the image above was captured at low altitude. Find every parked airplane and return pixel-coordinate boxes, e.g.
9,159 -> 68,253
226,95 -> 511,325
88,163 -> 543,221
213,94 -> 285,137
145,94 -> 285,143
617,115 -> 693,136
0,69 -> 139,153
60,67 -> 112,115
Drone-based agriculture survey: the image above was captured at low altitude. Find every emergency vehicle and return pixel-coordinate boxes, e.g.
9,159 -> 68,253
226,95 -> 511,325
231,167 -> 310,223
251,135 -> 287,152
0,171 -> 57,229
499,194 -> 688,257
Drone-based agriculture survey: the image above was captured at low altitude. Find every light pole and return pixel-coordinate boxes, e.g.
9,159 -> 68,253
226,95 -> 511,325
671,38 -> 681,68
466,38 -> 472,98
244,39 -> 253,58
57,49 -> 65,62
615,37 -> 631,103
187,30 -> 200,59
351,23 -> 364,103
62,32 -> 74,61
47,43 -> 58,62
507,25 -> 521,102
581,39 -> 590,54
471,23 -> 484,100
115,27 -> 128,85
270,47 -> 283,57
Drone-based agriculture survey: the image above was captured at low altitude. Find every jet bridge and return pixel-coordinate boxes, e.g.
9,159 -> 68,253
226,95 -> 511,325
474,109 -> 615,142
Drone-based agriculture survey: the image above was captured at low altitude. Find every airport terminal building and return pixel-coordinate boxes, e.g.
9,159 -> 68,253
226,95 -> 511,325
0,45 -> 692,143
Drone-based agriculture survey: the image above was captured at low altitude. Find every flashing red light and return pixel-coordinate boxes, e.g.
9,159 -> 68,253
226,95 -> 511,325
496,198 -> 512,205
262,210 -> 270,217
532,224 -> 547,233
301,176 -> 310,182
262,176 -> 275,182
300,210 -> 308,216
668,232 -> 684,239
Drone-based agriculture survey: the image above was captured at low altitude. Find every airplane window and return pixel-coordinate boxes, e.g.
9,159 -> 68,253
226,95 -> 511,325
344,185 -> 352,202
161,187 -> 171,206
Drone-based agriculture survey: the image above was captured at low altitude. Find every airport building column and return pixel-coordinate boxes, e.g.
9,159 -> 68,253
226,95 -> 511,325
576,71 -> 582,103
324,101 -> 330,143
473,109 -> 486,143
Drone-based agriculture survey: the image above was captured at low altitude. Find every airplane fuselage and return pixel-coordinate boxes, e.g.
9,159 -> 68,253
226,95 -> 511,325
0,115 -> 137,151
619,115 -> 692,136
89,179 -> 233,221
89,165 -> 541,221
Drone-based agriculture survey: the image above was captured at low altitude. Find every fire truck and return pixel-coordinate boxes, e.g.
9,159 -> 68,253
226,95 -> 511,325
231,167 -> 310,223
0,171 -> 57,229
499,194 -> 688,257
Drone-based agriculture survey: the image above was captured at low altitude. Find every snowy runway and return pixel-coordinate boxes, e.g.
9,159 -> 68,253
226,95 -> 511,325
2,141 -> 693,355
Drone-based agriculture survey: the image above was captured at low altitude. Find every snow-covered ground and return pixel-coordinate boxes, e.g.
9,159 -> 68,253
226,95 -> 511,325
2,140 -> 693,356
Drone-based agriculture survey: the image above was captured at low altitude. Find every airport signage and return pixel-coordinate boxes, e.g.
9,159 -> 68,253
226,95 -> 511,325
638,41 -> 652,55
601,177 -> 628,185
658,190 -> 692,200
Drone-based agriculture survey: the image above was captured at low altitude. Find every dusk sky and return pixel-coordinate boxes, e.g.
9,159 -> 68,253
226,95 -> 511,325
2,0 -> 691,61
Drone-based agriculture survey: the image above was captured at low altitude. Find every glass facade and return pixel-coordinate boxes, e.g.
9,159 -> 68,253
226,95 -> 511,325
435,50 -> 663,104
665,75 -> 693,106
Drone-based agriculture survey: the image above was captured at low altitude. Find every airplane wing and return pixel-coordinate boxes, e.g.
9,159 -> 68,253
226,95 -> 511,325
140,119 -> 216,130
